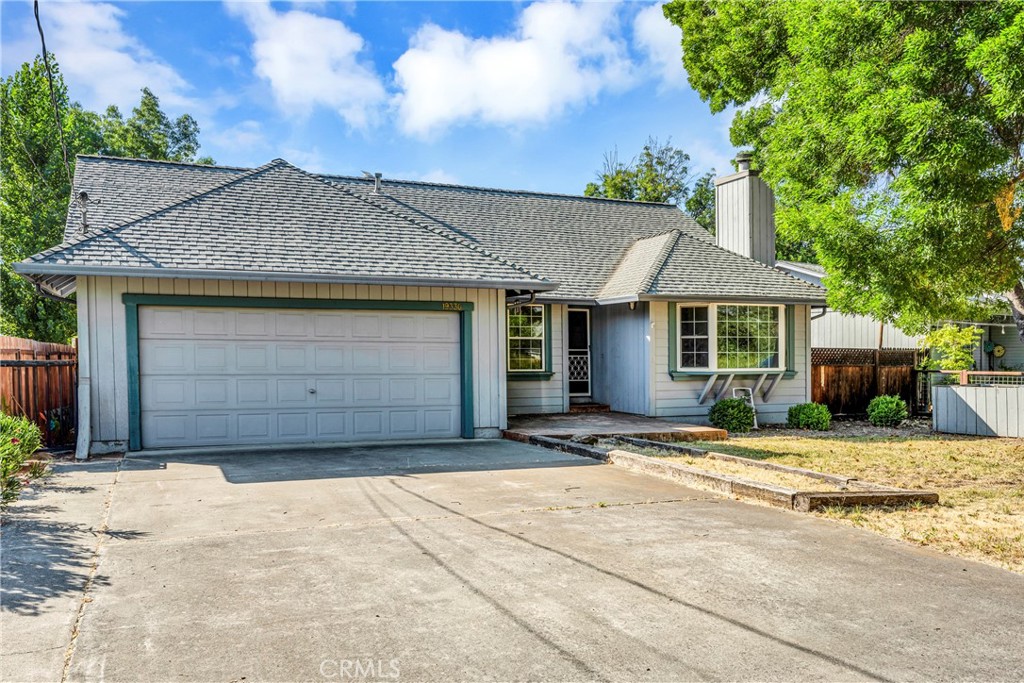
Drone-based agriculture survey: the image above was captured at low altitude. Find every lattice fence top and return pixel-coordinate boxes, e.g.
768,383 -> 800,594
812,347 -> 918,366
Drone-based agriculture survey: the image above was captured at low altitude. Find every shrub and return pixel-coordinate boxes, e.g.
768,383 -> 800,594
1,414 -> 45,511
708,397 -> 755,433
867,395 -> 909,427
787,402 -> 832,431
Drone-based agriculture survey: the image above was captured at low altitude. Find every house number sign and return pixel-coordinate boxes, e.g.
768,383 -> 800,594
441,302 -> 464,311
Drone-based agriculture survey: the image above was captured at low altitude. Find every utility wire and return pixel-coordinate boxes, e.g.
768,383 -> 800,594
34,0 -> 72,183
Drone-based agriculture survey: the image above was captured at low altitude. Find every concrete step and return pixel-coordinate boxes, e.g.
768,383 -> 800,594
569,402 -> 611,414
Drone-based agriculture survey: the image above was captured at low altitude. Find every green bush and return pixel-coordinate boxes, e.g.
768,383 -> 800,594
1,414 -> 45,511
708,397 -> 755,433
787,402 -> 832,430
867,395 -> 909,427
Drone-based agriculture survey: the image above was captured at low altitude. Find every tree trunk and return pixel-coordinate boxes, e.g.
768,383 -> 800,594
1009,281 -> 1024,343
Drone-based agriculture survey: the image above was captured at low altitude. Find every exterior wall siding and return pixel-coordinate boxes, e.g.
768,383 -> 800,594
649,301 -> 812,424
591,303 -> 649,415
507,304 -> 569,415
989,324 -> 1024,370
812,310 -> 921,350
78,276 -> 508,452
715,172 -> 775,266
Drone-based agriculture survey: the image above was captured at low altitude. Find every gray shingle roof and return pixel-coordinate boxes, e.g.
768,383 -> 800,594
27,159 -> 550,292
22,155 -> 825,304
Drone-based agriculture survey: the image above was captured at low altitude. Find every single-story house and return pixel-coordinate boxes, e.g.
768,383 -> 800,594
15,154 -> 825,457
776,261 -> 1024,370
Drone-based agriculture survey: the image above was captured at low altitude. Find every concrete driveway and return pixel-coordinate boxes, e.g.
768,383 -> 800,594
3,440 -> 1023,682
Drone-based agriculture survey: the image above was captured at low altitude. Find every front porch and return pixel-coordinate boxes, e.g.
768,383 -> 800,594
503,412 -> 727,442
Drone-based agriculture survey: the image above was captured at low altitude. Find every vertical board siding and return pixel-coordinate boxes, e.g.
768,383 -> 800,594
590,303 -> 648,414
83,276 -> 507,449
933,386 -> 1022,437
507,303 -> 567,415
649,302 -> 812,424
715,173 -> 775,266
812,310 -> 922,350
989,325 -> 1024,370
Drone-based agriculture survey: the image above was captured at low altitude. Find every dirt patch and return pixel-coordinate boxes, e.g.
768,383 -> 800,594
736,418 -> 934,439
597,439 -> 846,493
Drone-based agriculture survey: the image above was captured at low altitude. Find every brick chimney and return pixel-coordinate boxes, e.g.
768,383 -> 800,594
715,152 -> 776,266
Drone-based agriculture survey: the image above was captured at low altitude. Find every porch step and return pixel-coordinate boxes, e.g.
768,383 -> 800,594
569,402 -> 611,414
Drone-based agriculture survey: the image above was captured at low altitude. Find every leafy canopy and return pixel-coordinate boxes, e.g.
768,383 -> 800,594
585,137 -> 694,205
665,0 -> 1024,339
918,324 -> 983,371
1,56 -> 211,342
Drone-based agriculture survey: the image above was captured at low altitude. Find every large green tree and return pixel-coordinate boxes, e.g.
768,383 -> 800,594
585,137 -> 694,205
665,0 -> 1024,340
1,57 -> 211,342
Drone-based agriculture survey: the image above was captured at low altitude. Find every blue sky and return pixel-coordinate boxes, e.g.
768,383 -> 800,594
1,0 -> 739,194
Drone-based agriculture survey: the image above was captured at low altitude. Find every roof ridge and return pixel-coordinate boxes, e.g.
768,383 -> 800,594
638,230 -> 681,295
321,174 -> 685,208
310,173 -> 551,284
75,154 -> 251,172
30,160 -> 287,262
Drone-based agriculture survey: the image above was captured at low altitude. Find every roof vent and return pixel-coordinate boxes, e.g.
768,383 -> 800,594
735,151 -> 753,172
362,170 -> 384,194
74,190 -> 98,234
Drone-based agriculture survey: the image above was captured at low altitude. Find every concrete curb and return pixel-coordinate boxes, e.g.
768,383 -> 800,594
529,434 -> 939,512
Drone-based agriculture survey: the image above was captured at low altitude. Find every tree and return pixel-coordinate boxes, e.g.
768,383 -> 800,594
99,88 -> 211,163
664,1 -> 1024,341
1,57 -> 94,342
1,57 -> 212,342
685,171 -> 716,232
585,137 -> 693,204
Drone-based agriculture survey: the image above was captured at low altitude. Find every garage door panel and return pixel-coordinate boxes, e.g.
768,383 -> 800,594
139,306 -> 462,448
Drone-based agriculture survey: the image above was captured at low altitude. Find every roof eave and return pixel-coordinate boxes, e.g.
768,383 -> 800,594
639,293 -> 828,306
12,263 -> 558,294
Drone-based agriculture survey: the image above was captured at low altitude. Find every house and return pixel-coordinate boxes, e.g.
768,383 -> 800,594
776,261 -> 1024,370
14,154 -> 825,457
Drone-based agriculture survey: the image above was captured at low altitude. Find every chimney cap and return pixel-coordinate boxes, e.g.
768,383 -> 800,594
735,151 -> 753,172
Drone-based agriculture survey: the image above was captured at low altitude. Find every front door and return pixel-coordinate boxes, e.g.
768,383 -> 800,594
567,309 -> 591,397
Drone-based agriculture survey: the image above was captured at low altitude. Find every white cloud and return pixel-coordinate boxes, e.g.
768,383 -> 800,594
17,2 -> 196,113
226,1 -> 385,128
633,3 -> 686,90
392,1 -> 635,138
206,119 -> 268,151
414,169 -> 460,185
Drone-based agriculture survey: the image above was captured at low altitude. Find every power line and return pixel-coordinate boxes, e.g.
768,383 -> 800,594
34,0 -> 72,183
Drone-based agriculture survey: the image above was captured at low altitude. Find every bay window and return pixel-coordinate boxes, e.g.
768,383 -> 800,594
677,304 -> 784,372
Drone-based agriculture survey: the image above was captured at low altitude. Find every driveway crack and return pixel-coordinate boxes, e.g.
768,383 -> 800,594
60,457 -> 124,683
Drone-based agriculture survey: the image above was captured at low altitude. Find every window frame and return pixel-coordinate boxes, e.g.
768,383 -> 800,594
674,302 -> 787,374
506,303 -> 553,378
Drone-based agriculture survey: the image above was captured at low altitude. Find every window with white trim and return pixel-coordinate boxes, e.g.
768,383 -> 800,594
507,305 -> 545,371
678,304 -> 783,371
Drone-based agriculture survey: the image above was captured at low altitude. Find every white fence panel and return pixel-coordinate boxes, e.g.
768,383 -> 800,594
932,386 -> 1023,437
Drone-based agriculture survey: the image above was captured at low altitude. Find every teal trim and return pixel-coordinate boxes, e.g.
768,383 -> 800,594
122,294 -> 474,312
667,302 -> 678,375
121,293 -> 477,448
506,303 -> 554,380
785,304 -> 796,374
507,372 -> 555,381
459,309 -> 474,439
125,302 -> 141,451
670,370 -> 796,381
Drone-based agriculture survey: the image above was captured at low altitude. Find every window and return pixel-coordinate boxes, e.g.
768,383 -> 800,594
717,305 -> 780,369
677,304 -> 783,371
678,306 -> 710,368
508,305 -> 545,371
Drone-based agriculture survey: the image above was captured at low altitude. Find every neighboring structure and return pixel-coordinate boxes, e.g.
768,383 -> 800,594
776,261 -> 1024,370
15,154 -> 824,456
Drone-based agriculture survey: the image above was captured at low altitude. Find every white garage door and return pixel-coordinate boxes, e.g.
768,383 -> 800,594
138,306 -> 462,449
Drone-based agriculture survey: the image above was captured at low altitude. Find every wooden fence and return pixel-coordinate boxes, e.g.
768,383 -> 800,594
933,378 -> 1024,437
811,348 -> 920,415
0,336 -> 78,447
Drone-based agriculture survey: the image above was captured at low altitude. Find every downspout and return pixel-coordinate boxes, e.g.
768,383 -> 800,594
811,306 -> 827,320
75,277 -> 91,460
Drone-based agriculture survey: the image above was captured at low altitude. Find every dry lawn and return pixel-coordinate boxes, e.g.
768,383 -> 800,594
692,431 -> 1024,574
